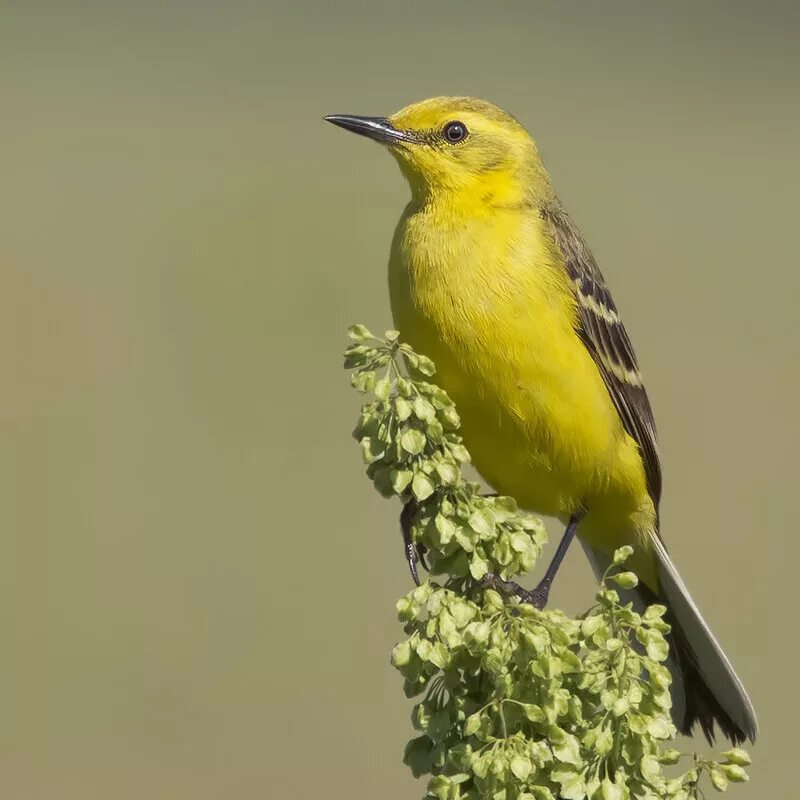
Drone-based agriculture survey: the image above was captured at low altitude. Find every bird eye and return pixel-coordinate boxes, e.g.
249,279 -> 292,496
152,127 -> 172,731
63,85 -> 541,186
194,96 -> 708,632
442,121 -> 468,144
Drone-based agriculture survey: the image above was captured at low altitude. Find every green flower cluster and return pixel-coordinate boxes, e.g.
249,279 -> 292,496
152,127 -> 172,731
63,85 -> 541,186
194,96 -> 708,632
344,327 -> 751,800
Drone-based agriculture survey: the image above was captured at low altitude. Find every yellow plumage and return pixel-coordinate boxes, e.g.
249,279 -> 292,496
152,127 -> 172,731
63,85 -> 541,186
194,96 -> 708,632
326,96 -> 756,743
386,98 -> 656,583
389,170 -> 655,581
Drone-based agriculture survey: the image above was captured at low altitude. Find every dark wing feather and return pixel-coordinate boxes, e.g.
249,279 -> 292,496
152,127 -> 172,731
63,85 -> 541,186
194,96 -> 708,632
541,203 -> 662,508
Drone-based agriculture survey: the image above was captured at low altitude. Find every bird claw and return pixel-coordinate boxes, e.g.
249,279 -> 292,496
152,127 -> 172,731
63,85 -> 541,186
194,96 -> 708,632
401,500 -> 427,585
479,573 -> 550,610
405,539 -> 421,586
400,492 -> 497,586
526,582 -> 551,610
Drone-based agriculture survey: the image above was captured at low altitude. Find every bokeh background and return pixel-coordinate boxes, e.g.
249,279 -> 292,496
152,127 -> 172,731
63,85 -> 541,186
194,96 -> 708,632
2,1 -> 798,797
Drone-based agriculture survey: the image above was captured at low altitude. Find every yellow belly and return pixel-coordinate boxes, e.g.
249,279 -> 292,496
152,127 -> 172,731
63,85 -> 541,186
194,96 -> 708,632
388,203 -> 657,584
392,286 -> 639,516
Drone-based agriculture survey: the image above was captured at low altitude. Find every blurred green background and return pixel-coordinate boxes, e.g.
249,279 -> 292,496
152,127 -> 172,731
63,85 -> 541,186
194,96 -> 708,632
1,1 -> 798,797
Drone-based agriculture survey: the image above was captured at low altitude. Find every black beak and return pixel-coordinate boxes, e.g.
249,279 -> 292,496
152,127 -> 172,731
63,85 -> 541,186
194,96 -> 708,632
324,114 -> 416,145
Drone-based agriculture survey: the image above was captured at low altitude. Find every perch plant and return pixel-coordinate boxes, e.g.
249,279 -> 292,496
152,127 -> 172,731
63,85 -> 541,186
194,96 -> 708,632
344,326 -> 751,800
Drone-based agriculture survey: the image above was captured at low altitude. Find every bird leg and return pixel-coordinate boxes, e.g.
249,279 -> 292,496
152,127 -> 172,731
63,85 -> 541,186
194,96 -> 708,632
401,492 -> 496,585
527,511 -> 585,607
400,500 -> 428,586
480,510 -> 586,609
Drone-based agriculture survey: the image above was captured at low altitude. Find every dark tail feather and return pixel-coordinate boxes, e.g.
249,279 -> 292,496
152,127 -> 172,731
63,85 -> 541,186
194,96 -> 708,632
581,538 -> 757,744
639,578 -> 749,744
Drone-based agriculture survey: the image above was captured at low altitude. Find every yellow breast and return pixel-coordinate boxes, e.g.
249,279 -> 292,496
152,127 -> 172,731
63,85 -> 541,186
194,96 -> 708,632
388,200 -> 647,520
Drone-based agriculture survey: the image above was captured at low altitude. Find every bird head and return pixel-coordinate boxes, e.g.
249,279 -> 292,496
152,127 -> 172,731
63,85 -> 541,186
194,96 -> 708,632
326,96 -> 552,206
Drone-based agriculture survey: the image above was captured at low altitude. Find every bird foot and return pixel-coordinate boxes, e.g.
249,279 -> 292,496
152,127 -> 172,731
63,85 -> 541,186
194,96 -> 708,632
480,573 -> 551,610
401,500 -> 428,586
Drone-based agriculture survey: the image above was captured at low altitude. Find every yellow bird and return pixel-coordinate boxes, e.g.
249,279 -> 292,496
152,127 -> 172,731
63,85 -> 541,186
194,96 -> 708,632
326,97 -> 756,744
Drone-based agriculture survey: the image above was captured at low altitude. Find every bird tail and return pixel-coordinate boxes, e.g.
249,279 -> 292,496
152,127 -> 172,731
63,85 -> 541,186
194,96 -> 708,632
581,536 -> 757,744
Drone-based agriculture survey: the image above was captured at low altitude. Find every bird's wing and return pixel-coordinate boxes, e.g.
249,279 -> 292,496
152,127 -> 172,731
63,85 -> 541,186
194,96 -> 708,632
541,203 -> 662,507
